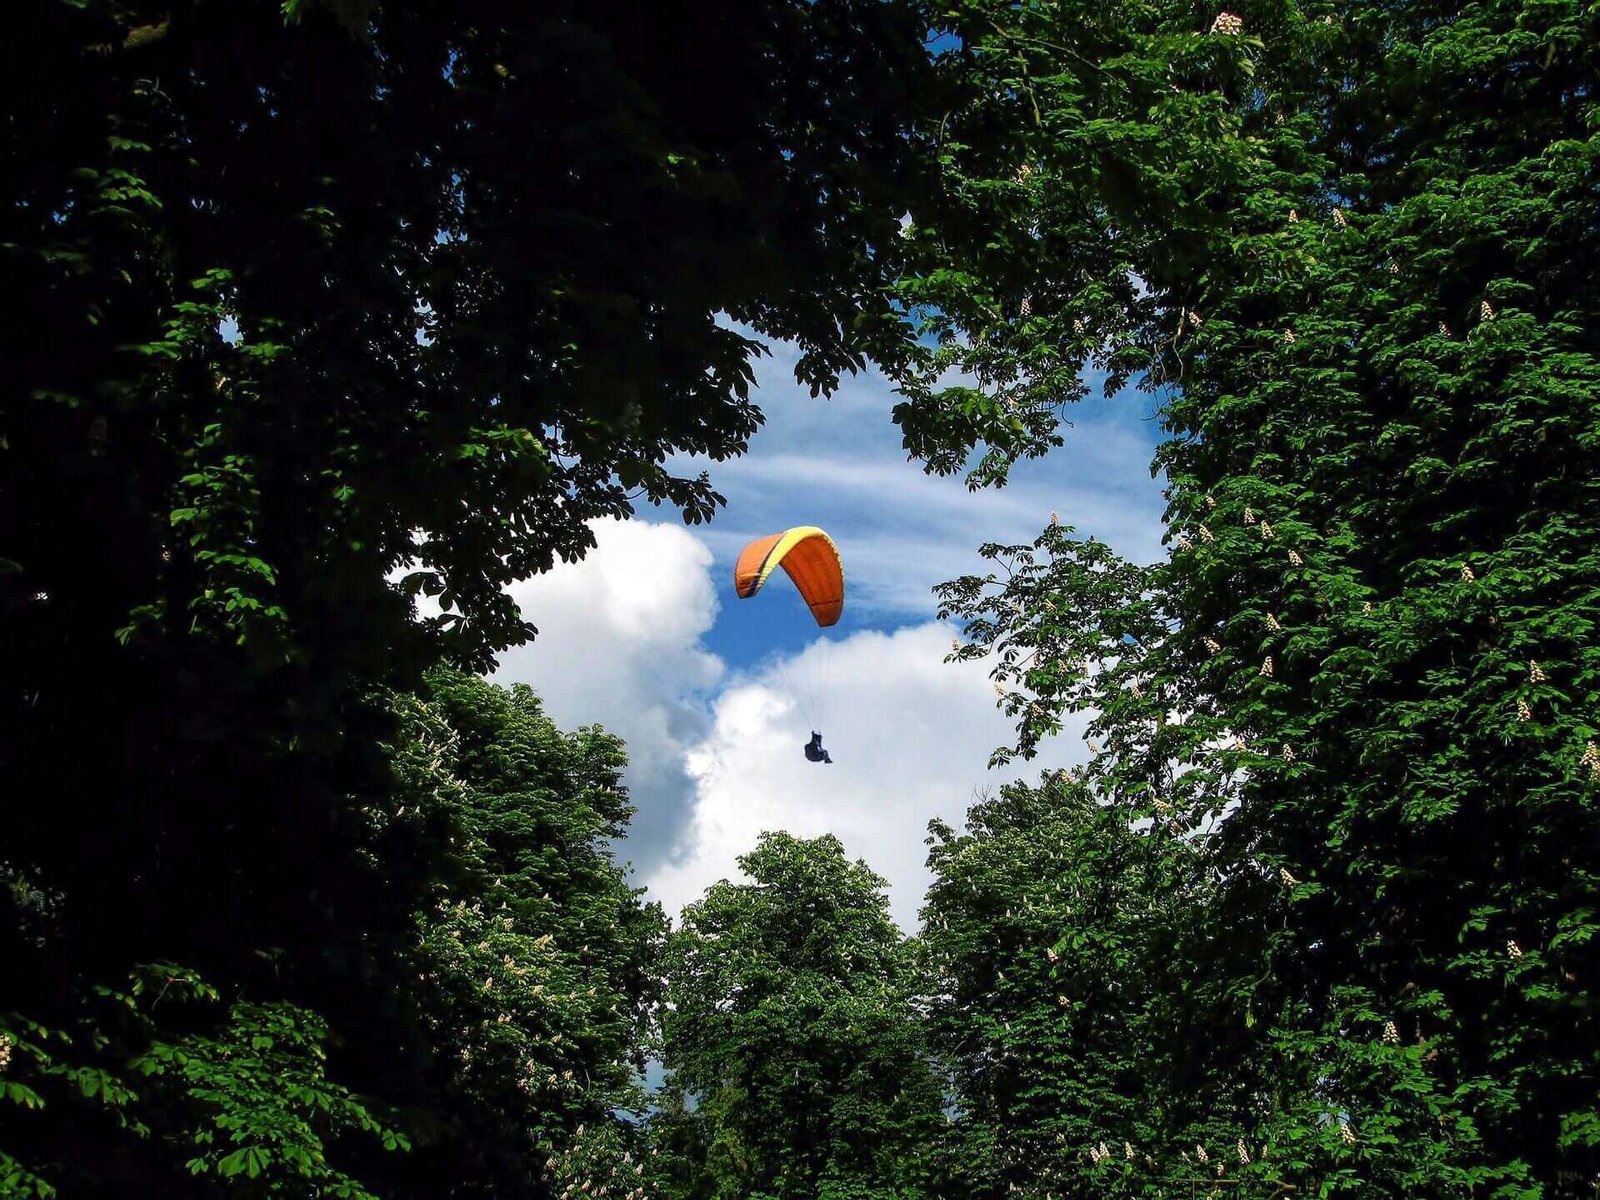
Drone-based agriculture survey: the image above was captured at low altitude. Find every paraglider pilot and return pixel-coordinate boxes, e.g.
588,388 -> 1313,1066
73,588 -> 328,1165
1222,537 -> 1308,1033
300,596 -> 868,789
804,731 -> 833,764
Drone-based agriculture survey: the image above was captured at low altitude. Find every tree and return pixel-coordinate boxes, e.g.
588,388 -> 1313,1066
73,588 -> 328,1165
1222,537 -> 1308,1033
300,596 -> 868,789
0,670 -> 664,1198
922,778 -> 1271,1198
660,833 -> 945,1200
3,0 -> 939,977
935,2 -> 1600,1194
1,2 -> 945,1195
386,671 -> 667,1197
0,964 -> 407,1199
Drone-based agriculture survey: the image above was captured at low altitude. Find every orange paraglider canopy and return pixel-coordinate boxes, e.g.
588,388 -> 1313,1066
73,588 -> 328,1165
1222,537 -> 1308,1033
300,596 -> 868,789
733,526 -> 844,627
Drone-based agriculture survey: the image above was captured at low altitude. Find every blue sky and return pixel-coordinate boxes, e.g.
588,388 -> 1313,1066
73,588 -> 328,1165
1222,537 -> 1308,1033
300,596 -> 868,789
492,337 -> 1170,927
688,340 -> 1169,670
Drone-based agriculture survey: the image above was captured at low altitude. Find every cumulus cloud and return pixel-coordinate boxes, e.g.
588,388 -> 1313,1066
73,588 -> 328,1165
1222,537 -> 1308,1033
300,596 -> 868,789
490,518 -> 725,870
484,519 -> 1094,930
645,622 -> 1091,930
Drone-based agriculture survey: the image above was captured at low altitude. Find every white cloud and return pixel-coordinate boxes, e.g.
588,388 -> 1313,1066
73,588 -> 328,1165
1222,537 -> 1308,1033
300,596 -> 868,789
645,622 -> 1091,930
490,519 -> 725,868
484,518 -> 1095,930
667,335 -> 1168,627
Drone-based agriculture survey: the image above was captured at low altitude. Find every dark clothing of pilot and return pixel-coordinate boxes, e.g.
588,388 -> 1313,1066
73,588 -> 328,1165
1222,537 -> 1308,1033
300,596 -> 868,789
804,731 -> 833,764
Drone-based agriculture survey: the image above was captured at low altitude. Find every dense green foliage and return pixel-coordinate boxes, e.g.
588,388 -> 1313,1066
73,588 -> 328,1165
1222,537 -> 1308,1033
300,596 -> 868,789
385,672 -> 667,1193
1,965 -> 407,1198
920,781 -> 1239,1197
2,0 -> 937,1195
931,1 -> 1600,1194
659,834 -> 944,1200
7,1 -> 1600,1199
0,670 -> 662,1196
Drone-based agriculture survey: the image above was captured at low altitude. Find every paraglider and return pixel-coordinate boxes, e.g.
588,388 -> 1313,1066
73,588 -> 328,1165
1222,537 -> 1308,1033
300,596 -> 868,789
733,526 -> 844,626
734,526 -> 844,762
